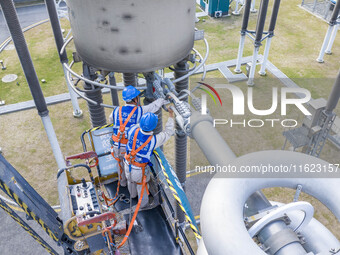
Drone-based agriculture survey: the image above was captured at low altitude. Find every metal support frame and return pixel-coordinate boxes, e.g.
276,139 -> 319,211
259,0 -> 281,76
235,0 -> 281,86
317,0 -> 340,63
235,0 -> 252,73
174,59 -> 190,226
247,0 -> 270,86
44,0 -> 82,118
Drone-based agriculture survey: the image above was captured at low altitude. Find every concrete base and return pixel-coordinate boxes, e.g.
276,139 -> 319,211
247,79 -> 255,86
250,9 -> 258,13
234,68 -> 242,74
232,11 -> 241,16
325,51 -> 332,55
316,58 -> 324,63
73,109 -> 83,118
258,70 -> 267,76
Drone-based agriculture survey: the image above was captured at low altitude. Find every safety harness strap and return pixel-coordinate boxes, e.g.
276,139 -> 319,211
112,106 -> 138,145
125,128 -> 153,167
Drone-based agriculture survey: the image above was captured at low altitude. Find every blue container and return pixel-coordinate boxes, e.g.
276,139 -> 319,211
200,0 -> 230,17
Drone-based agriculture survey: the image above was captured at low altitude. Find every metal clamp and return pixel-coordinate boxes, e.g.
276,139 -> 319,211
248,201 -> 314,238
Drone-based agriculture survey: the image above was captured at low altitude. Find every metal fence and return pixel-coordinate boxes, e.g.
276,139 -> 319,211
301,0 -> 336,21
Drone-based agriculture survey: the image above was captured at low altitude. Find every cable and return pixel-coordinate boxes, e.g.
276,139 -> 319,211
172,38 -> 209,84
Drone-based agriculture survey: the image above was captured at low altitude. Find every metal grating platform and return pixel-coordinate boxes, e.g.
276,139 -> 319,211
283,126 -> 310,150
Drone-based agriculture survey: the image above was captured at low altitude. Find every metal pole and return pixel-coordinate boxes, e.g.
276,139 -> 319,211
251,0 -> 257,13
109,72 -> 119,107
248,0 -> 269,86
44,0 -> 82,117
317,25 -> 334,63
325,24 -> 339,55
325,69 -> 340,114
259,0 -> 281,75
258,37 -> 272,76
234,35 -> 246,73
82,63 -> 107,127
63,65 -> 83,117
0,0 -> 66,170
317,0 -> 340,63
247,46 -> 260,86
330,0 -> 340,25
235,0 -> 252,73
232,0 -> 241,15
174,59 -> 189,226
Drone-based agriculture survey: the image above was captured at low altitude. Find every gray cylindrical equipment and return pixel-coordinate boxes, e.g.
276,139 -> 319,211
241,0 -> 252,32
268,0 -> 281,33
255,0 -> 270,45
67,0 -> 195,72
83,64 -> 107,127
123,73 -> 137,87
45,0 -> 68,63
174,59 -> 190,225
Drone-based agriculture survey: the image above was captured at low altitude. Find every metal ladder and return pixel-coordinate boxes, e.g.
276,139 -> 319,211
308,111 -> 336,157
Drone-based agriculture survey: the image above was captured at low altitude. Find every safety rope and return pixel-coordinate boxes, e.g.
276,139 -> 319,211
117,174 -> 147,250
154,151 -> 201,240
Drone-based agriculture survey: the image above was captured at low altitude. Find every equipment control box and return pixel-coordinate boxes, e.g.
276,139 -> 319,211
70,181 -> 100,218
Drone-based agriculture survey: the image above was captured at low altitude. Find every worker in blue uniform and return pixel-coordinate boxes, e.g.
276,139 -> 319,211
110,85 -> 167,187
124,110 -> 175,208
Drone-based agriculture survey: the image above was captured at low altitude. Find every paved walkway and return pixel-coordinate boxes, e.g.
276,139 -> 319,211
0,3 -> 48,45
0,207 -> 63,255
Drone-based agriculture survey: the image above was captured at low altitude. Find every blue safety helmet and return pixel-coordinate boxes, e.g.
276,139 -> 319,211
140,113 -> 158,132
122,85 -> 141,102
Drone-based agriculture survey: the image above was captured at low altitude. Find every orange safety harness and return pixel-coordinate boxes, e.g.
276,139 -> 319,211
106,106 -> 138,206
112,106 -> 138,146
